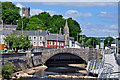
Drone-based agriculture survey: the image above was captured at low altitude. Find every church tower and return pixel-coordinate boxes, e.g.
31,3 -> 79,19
64,20 -> 69,47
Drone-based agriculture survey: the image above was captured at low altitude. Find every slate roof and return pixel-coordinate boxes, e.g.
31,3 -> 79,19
3,25 -> 17,28
0,30 -> 13,35
46,34 -> 65,41
13,30 -> 48,36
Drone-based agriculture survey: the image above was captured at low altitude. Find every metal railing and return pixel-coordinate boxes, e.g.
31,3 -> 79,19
86,48 -> 114,79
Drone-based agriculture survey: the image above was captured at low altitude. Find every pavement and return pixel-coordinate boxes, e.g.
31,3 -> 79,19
104,53 -> 120,78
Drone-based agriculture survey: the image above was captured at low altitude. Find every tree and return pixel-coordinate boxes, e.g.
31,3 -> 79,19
78,36 -> 101,48
17,12 -> 81,41
2,9 -> 20,24
104,37 -> 114,47
4,33 -> 32,52
2,62 -> 14,79
2,2 -> 20,24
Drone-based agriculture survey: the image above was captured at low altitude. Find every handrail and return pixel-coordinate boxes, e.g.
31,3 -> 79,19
86,48 -> 114,79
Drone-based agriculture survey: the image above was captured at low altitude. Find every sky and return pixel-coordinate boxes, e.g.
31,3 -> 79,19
1,0 -> 119,37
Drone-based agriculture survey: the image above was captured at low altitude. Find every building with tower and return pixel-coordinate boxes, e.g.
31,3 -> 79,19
64,20 -> 69,48
22,7 -> 30,18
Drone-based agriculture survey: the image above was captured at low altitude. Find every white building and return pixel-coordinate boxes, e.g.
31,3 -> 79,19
74,41 -> 82,48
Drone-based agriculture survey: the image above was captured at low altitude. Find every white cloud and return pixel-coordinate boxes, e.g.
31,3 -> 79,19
31,9 -> 43,16
65,10 -> 92,17
46,11 -> 56,16
101,29 -> 116,33
110,25 -> 118,29
30,9 -> 57,16
81,23 -> 117,37
16,3 -> 24,8
96,12 -> 117,18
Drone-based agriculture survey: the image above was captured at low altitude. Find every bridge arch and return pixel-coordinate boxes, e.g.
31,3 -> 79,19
41,48 -> 99,64
45,53 -> 87,67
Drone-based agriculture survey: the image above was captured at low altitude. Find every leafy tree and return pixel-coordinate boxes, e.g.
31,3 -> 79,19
4,33 -> 32,52
17,12 -> 81,40
78,36 -> 101,48
2,2 -> 20,24
104,37 -> 114,47
2,9 -> 20,24
2,62 -> 14,79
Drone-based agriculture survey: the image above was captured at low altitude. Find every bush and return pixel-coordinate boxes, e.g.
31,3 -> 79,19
2,62 -> 14,79
6,50 -> 16,53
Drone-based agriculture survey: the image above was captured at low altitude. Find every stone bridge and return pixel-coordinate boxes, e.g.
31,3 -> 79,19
41,48 -> 101,63
1,48 -> 102,70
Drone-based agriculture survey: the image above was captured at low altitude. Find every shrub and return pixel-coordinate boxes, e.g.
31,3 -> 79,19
6,50 -> 16,53
2,62 -> 14,79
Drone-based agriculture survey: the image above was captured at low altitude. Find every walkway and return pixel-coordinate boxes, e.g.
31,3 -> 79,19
104,53 -> 120,78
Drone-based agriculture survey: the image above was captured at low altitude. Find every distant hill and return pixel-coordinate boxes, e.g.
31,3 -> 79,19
96,37 -> 106,40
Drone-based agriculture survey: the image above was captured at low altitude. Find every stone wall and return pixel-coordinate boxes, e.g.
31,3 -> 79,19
1,52 -> 42,70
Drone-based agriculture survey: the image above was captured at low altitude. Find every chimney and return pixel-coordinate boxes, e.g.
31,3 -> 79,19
39,30 -> 42,32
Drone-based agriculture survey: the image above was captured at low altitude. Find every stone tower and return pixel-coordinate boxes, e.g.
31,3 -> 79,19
22,7 -> 30,18
64,20 -> 69,47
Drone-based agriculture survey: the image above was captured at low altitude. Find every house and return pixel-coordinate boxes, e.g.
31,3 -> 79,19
13,30 -> 48,48
45,34 -> 65,49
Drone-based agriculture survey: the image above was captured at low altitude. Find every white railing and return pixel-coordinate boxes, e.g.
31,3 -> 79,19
86,48 -> 114,78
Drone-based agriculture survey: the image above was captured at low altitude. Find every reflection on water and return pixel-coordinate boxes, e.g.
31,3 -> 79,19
19,66 -> 86,80
35,66 -> 85,77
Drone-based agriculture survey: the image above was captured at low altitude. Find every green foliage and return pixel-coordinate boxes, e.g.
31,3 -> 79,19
78,35 -> 101,48
4,33 -> 32,52
104,37 -> 114,47
17,12 -> 81,40
2,2 -> 20,24
6,50 -> 16,53
2,62 -> 14,79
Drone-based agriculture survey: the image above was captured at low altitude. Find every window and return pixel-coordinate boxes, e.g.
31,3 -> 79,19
62,42 -> 64,46
49,41 -> 53,45
39,36 -> 43,40
39,42 -> 43,46
57,42 -> 59,46
33,42 -> 36,46
54,42 -> 56,45
34,36 -> 37,40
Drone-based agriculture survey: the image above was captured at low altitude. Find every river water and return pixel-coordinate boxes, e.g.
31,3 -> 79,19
19,66 -> 86,80
19,53 -> 87,80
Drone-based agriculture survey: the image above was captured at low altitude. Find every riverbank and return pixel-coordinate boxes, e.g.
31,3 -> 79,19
11,65 -> 47,79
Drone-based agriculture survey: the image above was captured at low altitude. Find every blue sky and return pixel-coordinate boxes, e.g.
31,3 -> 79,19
12,2 -> 118,37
